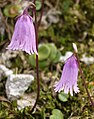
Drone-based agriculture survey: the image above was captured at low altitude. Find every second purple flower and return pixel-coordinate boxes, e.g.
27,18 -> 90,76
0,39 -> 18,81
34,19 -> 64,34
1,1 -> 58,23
54,54 -> 79,96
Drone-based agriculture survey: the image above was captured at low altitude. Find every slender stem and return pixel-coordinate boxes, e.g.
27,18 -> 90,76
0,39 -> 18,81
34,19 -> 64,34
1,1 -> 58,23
75,53 -> 94,107
37,0 -> 44,29
30,0 -> 44,112
31,0 -> 40,112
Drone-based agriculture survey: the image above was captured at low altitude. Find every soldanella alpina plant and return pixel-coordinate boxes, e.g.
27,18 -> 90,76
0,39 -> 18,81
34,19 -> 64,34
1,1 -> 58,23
7,0 -> 94,113
7,0 -> 44,112
55,43 -> 94,107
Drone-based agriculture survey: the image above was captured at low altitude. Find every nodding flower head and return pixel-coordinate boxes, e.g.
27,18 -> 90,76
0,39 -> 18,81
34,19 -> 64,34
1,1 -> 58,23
54,54 -> 79,96
7,8 -> 38,55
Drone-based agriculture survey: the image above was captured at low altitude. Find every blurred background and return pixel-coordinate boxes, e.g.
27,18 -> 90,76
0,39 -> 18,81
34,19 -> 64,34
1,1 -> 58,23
0,0 -> 94,118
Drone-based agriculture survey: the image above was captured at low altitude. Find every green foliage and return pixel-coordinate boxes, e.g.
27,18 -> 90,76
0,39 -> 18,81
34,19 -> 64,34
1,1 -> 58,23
38,44 -> 50,61
0,0 -> 94,118
61,0 -> 73,13
50,109 -> 64,119
28,43 -> 61,69
58,92 -> 69,102
36,1 -> 42,11
38,0 -> 94,48
4,4 -> 21,18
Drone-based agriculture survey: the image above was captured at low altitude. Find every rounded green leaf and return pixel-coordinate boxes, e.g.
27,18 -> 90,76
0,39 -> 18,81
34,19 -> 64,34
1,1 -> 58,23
28,43 -> 61,69
36,1 -> 42,10
58,92 -> 69,102
50,109 -> 64,119
47,43 -> 57,61
50,115 -> 57,119
39,60 -> 49,69
4,5 -> 21,18
38,44 -> 50,61
28,55 -> 49,69
53,50 -> 61,63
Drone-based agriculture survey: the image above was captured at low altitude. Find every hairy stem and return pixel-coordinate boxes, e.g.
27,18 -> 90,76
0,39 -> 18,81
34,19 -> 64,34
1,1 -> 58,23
75,53 -> 94,107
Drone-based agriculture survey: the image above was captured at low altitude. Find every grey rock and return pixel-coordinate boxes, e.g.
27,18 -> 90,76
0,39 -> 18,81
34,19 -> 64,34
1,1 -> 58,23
17,93 -> 36,110
6,74 -> 34,100
81,54 -> 94,65
59,51 -> 73,62
0,64 -> 13,81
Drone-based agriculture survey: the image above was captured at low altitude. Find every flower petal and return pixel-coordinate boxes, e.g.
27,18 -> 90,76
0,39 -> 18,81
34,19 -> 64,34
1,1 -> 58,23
7,10 -> 37,55
54,55 -> 79,96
